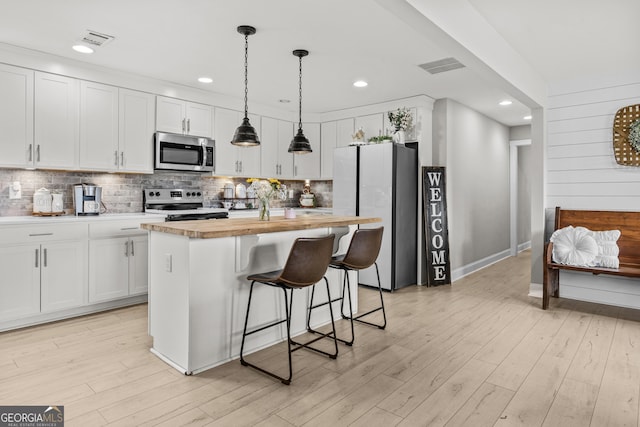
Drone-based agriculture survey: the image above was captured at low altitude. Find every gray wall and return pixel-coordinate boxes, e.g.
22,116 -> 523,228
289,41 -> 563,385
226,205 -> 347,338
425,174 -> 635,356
517,144 -> 532,246
510,125 -> 531,141
433,99 -> 510,270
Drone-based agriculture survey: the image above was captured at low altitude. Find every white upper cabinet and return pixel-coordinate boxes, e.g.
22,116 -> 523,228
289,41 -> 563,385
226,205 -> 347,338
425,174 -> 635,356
261,117 -> 294,178
213,108 -> 261,177
336,118 -> 354,148
156,96 -> 212,138
34,72 -> 79,170
118,89 -> 155,173
79,81 -> 119,171
321,121 -> 337,179
80,85 -> 154,173
293,122 -> 321,180
0,64 -> 33,168
355,113 -> 384,143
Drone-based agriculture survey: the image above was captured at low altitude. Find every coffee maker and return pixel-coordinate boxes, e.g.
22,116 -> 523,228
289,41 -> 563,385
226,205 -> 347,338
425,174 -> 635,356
73,183 -> 102,215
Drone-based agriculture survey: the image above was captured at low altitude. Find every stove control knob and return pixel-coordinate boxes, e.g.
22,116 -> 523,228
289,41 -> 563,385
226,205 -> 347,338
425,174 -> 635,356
196,192 -> 202,197
155,191 -> 160,197
186,192 -> 191,197
148,191 -> 154,197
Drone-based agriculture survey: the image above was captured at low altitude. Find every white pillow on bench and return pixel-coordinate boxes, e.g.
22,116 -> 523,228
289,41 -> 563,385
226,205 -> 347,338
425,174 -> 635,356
550,225 -> 621,269
577,227 -> 621,269
551,226 -> 599,267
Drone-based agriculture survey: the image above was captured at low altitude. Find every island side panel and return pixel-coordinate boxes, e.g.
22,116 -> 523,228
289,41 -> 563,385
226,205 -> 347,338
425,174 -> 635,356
147,231 -> 191,372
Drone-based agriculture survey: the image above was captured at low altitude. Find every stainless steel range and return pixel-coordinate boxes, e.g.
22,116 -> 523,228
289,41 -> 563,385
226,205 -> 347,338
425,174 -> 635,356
144,188 -> 228,221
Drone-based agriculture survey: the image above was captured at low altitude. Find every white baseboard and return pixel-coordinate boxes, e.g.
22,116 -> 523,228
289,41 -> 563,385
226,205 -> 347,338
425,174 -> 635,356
451,249 -> 511,282
518,241 -> 531,253
529,282 -> 542,298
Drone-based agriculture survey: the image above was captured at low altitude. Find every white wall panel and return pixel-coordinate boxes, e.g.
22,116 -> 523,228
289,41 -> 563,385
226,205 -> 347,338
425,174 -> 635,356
547,75 -> 640,308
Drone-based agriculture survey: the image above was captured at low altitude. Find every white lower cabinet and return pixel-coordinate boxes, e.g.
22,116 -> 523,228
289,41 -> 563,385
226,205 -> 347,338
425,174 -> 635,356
88,220 -> 155,303
0,223 -> 88,322
0,244 -> 40,321
40,240 -> 87,312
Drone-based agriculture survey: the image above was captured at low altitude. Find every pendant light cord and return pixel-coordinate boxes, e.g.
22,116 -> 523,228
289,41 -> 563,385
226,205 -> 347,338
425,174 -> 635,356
298,55 -> 303,131
244,33 -> 249,120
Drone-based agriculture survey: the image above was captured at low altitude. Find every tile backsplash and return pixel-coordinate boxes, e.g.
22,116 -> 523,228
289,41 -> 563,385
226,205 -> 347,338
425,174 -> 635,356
0,169 -> 332,216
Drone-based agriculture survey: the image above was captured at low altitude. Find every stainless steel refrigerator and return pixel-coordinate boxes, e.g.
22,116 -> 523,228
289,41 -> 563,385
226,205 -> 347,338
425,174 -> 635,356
333,143 -> 417,290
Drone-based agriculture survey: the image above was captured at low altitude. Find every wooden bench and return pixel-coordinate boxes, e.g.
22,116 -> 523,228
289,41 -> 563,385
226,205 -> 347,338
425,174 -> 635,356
543,207 -> 640,309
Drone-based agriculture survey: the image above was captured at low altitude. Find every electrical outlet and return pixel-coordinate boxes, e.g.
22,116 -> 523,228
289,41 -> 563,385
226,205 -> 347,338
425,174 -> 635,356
9,181 -> 21,199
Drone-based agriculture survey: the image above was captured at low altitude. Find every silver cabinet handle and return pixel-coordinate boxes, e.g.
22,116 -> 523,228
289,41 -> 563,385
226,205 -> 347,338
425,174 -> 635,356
114,150 -> 119,166
187,119 -> 190,134
36,144 -> 41,162
29,233 -> 53,237
240,161 -> 243,173
130,240 -> 135,256
120,151 -> 124,166
124,240 -> 129,257
295,165 -> 297,176
235,161 -> 238,172
120,227 -> 138,230
43,248 -> 47,267
35,248 -> 39,268
182,118 -> 186,133
28,144 -> 32,162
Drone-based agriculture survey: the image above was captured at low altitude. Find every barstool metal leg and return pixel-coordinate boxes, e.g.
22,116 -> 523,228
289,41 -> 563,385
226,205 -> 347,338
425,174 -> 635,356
350,263 -> 387,329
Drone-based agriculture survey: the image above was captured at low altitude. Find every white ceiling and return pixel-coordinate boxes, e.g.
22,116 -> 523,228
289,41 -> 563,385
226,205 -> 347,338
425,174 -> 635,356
0,0 -> 636,127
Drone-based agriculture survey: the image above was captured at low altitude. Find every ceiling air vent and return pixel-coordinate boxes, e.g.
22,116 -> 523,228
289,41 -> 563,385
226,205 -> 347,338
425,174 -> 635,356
419,57 -> 465,74
80,30 -> 115,47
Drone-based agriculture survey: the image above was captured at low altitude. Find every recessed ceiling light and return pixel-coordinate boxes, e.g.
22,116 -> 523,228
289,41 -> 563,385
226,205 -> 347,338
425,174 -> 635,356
279,99 -> 291,103
499,100 -> 512,106
198,77 -> 213,83
353,80 -> 368,88
72,44 -> 94,54
523,115 -> 532,120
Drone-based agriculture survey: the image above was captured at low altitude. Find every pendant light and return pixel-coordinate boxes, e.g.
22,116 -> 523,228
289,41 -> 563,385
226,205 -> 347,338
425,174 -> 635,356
231,25 -> 260,146
288,49 -> 312,154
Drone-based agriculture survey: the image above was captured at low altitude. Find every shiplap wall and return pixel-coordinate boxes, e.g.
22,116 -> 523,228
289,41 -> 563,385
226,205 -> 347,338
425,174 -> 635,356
547,80 -> 640,209
547,77 -> 640,308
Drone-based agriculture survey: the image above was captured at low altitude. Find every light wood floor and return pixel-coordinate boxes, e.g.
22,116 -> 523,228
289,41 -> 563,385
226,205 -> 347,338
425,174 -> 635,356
2,250 -> 640,426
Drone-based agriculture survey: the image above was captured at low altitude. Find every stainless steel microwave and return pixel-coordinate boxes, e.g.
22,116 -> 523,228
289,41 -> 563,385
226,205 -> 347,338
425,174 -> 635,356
154,132 -> 215,172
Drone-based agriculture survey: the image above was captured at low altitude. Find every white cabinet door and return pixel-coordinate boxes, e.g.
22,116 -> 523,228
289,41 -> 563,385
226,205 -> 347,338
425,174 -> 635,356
336,118 -> 354,148
293,122 -> 321,179
0,244 -> 40,321
321,121 -> 337,179
156,96 -> 186,134
185,102 -> 213,138
41,241 -> 87,312
34,72 -> 79,169
129,235 -> 149,295
119,89 -> 154,173
79,81 -> 119,171
355,113 -> 384,143
89,238 -> 130,302
277,120 -> 294,178
156,96 -> 213,138
238,113 -> 261,176
0,64 -> 33,168
260,117 -> 279,177
214,108 -> 241,175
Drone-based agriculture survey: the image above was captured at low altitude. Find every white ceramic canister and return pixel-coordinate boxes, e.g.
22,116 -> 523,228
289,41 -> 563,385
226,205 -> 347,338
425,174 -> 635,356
33,188 -> 52,213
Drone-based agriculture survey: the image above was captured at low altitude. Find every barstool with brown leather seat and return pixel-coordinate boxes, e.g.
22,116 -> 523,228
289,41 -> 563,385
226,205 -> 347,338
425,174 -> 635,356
307,227 -> 386,346
239,233 -> 337,385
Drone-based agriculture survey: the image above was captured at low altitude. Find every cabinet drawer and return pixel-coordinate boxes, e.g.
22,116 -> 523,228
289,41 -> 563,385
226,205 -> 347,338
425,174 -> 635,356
89,218 -> 161,238
0,223 -> 88,245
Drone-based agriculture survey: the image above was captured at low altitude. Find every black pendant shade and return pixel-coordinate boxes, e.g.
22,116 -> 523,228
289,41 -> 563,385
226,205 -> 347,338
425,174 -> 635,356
231,25 -> 260,147
288,49 -> 312,154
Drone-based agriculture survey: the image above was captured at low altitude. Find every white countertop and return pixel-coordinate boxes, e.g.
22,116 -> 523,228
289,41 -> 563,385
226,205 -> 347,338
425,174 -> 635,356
0,212 -> 166,225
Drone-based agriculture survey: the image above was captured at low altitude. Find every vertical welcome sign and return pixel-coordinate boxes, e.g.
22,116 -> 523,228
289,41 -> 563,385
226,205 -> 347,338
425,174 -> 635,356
422,167 -> 451,286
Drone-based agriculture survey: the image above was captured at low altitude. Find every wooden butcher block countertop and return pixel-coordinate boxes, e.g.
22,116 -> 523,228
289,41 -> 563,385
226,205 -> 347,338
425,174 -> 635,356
140,215 -> 381,239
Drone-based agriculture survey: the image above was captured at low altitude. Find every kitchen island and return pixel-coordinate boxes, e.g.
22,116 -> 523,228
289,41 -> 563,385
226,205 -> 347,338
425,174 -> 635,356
141,214 -> 380,374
